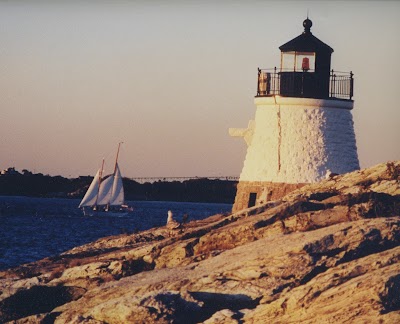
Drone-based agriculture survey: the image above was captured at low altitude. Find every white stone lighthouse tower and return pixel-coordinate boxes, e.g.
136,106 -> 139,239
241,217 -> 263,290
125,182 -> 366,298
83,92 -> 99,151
230,19 -> 359,212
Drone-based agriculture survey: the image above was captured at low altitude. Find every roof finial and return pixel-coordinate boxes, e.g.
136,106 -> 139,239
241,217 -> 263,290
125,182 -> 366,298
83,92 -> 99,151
303,13 -> 312,34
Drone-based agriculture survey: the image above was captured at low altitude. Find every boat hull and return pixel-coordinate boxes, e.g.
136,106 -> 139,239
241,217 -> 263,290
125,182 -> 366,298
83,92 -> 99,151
82,206 -> 133,217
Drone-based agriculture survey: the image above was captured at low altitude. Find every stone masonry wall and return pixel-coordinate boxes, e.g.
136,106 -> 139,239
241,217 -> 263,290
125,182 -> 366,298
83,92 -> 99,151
232,181 -> 305,213
237,97 -> 360,184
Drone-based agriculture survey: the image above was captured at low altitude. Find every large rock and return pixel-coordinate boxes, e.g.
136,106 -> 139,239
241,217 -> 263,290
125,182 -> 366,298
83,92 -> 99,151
0,161 -> 399,323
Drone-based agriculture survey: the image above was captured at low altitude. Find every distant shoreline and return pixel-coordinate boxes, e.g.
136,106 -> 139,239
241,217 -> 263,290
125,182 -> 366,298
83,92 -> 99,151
0,171 -> 237,204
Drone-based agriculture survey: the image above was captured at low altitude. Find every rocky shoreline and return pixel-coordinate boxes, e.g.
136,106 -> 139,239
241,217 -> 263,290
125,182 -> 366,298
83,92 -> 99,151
1,161 -> 399,323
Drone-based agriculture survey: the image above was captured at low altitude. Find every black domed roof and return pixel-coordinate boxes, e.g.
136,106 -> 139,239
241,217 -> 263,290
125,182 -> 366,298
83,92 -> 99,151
303,18 -> 312,32
279,19 -> 333,54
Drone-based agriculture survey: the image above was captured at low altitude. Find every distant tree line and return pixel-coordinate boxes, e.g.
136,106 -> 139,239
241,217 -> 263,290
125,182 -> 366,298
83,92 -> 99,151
0,170 -> 237,204
0,171 -> 91,198
123,178 -> 237,203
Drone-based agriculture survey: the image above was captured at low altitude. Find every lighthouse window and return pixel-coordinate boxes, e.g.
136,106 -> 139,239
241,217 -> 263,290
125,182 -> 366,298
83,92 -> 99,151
248,193 -> 257,208
281,52 -> 295,71
296,53 -> 315,72
281,51 -> 315,72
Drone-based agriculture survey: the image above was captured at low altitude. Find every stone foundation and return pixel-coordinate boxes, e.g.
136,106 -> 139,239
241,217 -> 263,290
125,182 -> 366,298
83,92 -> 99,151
232,181 -> 305,213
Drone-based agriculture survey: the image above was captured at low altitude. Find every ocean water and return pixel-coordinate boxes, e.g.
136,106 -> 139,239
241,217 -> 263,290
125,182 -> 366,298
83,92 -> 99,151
0,196 -> 232,271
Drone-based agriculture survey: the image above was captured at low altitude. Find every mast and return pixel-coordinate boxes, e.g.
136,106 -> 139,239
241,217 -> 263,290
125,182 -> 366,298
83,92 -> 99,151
114,142 -> 123,174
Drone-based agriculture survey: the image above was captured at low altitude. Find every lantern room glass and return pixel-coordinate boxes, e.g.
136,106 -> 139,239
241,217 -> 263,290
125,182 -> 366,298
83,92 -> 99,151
281,52 -> 315,72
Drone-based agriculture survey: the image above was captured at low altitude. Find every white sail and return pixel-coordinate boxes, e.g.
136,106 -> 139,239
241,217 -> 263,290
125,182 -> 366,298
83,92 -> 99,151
79,143 -> 129,215
110,163 -> 124,206
79,169 -> 101,208
96,175 -> 114,205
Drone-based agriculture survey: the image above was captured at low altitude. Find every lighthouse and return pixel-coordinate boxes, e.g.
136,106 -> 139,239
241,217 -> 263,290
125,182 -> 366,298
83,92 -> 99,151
230,18 -> 359,212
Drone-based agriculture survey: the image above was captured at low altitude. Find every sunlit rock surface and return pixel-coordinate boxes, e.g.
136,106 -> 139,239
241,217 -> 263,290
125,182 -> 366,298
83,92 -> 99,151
1,161 -> 399,323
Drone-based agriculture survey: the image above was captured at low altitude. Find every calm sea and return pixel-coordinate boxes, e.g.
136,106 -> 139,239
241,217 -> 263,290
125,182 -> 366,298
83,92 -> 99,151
0,196 -> 231,271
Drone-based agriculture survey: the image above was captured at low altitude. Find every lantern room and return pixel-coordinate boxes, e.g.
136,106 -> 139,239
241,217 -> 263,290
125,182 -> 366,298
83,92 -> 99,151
279,18 -> 333,98
279,18 -> 329,71
256,18 -> 353,100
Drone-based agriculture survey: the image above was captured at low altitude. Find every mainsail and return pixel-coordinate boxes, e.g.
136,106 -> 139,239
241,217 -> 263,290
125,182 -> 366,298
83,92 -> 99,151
95,164 -> 124,206
96,175 -> 114,206
110,163 -> 124,206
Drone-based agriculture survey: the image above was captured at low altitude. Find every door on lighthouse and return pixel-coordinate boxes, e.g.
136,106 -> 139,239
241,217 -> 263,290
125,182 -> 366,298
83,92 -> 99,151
248,193 -> 257,208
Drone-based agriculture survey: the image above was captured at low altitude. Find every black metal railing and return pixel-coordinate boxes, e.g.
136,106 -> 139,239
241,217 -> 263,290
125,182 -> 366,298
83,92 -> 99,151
257,68 -> 354,100
330,70 -> 354,100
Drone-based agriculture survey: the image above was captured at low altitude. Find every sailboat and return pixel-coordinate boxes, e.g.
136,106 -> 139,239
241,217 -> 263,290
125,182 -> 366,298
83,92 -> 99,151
78,143 -> 133,216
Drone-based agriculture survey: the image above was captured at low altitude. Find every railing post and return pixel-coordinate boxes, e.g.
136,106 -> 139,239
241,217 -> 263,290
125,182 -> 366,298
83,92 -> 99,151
332,70 -> 336,98
257,68 -> 261,96
274,66 -> 277,95
350,71 -> 354,100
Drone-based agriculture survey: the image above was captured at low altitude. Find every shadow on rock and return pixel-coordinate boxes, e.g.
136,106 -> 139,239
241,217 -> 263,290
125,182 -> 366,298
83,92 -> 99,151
0,285 -> 86,322
380,274 -> 400,314
189,291 -> 260,322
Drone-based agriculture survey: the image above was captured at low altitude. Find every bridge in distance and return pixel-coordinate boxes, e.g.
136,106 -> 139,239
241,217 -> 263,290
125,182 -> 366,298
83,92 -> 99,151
127,176 -> 239,184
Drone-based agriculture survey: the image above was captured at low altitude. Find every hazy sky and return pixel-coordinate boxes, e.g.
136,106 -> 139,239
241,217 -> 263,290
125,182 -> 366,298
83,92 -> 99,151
1,0 -> 399,178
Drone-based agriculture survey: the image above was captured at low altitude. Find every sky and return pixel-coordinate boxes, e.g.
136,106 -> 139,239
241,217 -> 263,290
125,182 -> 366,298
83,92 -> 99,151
0,0 -> 399,179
